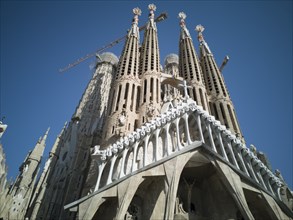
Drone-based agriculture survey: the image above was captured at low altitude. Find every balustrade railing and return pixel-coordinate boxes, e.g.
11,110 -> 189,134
92,98 -> 283,201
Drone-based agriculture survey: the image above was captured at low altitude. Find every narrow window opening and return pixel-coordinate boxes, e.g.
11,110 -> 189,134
130,84 -> 135,111
108,89 -> 115,115
115,85 -> 122,111
213,103 -> 219,120
157,79 -> 159,103
193,88 -> 197,102
144,80 -> 147,103
199,88 -> 205,110
227,104 -> 238,132
136,87 -> 141,111
134,120 -> 139,130
124,83 -> 129,109
150,78 -> 154,101
220,103 -> 228,128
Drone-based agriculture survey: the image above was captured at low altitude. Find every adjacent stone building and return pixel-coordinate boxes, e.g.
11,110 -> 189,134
0,4 -> 292,220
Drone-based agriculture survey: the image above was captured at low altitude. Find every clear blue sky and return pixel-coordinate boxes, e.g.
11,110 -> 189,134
1,1 -> 292,188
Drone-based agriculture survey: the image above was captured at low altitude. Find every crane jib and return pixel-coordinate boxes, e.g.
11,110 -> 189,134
59,12 -> 168,73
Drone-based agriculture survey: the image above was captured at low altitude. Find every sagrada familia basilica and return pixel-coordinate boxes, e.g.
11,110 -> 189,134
0,4 -> 292,220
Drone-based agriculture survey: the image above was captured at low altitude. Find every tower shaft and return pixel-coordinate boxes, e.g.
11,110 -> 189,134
138,4 -> 161,125
103,8 -> 142,146
196,25 -> 243,140
178,13 -> 209,112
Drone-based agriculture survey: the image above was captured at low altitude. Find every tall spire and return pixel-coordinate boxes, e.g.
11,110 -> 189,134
115,7 -> 141,78
139,3 -> 161,74
29,128 -> 49,162
27,125 -> 65,219
178,13 -> 209,112
103,8 -> 142,146
3,129 -> 49,219
138,4 -> 162,125
196,25 -> 244,140
196,24 -> 212,55
179,12 -> 191,39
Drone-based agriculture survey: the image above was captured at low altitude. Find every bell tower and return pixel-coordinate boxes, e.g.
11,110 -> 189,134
138,4 -> 162,124
103,7 -> 142,146
178,12 -> 209,112
196,25 -> 243,140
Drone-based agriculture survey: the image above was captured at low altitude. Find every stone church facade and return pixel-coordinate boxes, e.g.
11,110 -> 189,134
0,4 -> 292,220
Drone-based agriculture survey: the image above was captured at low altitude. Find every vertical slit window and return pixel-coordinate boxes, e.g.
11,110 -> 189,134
108,89 -> 115,115
136,87 -> 141,111
227,104 -> 238,132
220,103 -> 228,128
144,80 -> 147,103
193,88 -> 197,102
124,83 -> 129,109
115,85 -> 122,111
213,103 -> 219,120
130,84 -> 135,111
157,79 -> 159,103
134,120 -> 138,130
150,78 -> 154,101
199,88 -> 205,110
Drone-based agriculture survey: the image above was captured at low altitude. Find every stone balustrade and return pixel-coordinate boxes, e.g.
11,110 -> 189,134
92,98 -> 283,202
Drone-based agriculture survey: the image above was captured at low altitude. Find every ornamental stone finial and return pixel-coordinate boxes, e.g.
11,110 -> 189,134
133,7 -> 141,16
148,3 -> 156,12
178,12 -> 191,38
132,7 -> 141,24
195,24 -> 205,42
178,12 -> 186,27
178,12 -> 186,20
147,4 -> 156,28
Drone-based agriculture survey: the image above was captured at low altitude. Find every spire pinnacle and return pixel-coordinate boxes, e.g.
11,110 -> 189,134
148,4 -> 156,29
178,12 -> 187,25
42,127 -> 50,142
128,7 -> 141,38
178,12 -> 191,39
132,7 -> 141,25
148,3 -> 156,15
195,24 -> 205,42
195,24 -> 212,54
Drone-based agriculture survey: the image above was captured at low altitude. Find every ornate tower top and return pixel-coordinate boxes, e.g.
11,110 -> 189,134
128,7 -> 141,38
178,12 -> 191,39
147,3 -> 156,29
195,24 -> 212,54
148,3 -> 156,13
132,7 -> 141,25
195,24 -> 205,42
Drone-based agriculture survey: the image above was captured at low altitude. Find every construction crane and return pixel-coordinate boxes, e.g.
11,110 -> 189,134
59,12 -> 168,73
219,55 -> 229,72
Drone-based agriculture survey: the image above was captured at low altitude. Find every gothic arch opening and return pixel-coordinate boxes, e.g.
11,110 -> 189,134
243,188 -> 276,220
92,198 -> 118,220
157,128 -> 166,159
175,153 -> 240,220
112,155 -> 123,180
187,114 -> 200,143
136,142 -> 144,170
178,118 -> 187,147
124,150 -> 134,175
125,176 -> 165,220
99,159 -> 112,188
146,135 -> 155,165
168,123 -> 178,153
